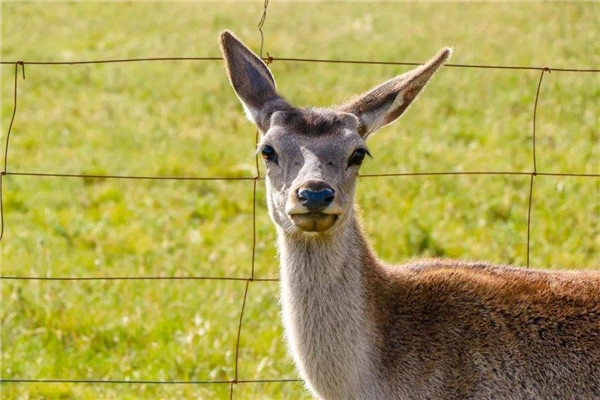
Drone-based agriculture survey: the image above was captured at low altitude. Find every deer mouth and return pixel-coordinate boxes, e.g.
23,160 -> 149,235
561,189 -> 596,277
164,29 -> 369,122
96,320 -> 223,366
290,213 -> 338,233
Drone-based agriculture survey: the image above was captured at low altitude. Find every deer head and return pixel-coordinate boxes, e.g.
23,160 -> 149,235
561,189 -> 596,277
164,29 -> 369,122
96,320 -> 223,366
220,31 -> 451,235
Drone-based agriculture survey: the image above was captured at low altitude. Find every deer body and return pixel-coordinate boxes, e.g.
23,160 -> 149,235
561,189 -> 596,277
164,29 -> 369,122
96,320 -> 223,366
278,213 -> 600,399
219,31 -> 600,399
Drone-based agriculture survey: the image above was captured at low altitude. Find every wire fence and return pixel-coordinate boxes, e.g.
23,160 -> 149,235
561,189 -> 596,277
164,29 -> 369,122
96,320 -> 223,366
1,1 -> 599,397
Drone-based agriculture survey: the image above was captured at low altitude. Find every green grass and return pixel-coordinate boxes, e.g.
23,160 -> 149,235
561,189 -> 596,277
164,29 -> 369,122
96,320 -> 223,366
1,2 -> 598,399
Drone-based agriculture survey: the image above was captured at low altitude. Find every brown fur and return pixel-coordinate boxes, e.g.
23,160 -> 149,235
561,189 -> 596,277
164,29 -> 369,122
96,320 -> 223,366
356,220 -> 600,399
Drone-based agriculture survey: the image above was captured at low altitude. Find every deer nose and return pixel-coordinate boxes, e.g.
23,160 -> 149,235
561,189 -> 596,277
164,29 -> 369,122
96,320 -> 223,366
297,185 -> 335,213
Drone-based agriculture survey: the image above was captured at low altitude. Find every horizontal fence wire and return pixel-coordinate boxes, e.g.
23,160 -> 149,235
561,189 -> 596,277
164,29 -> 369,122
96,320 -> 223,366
3,171 -> 599,181
0,378 -> 303,385
1,0 -> 599,393
1,57 -> 599,72
0,276 -> 279,282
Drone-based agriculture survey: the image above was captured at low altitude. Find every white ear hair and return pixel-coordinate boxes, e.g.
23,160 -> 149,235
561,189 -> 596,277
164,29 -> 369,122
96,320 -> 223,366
339,47 -> 452,138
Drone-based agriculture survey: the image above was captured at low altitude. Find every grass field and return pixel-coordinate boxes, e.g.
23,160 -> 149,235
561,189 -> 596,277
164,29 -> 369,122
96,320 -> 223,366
1,1 -> 598,399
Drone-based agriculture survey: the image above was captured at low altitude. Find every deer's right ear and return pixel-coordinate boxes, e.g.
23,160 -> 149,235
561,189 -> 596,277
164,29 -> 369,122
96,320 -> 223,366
338,47 -> 452,138
220,31 -> 287,132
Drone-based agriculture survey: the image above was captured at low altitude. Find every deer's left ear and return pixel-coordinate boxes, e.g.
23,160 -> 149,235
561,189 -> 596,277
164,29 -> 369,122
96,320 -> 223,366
220,30 -> 291,133
338,47 -> 452,138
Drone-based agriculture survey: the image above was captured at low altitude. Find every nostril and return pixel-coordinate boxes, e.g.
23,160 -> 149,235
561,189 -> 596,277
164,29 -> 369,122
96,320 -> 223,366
323,189 -> 335,205
297,189 -> 308,202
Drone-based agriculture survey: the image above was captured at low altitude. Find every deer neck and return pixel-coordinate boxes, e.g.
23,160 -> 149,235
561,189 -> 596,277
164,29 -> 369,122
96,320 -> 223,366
277,212 -> 382,399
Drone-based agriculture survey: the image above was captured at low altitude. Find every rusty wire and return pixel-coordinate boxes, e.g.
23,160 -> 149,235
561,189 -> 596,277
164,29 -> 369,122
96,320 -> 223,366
0,378 -> 302,385
525,68 -> 547,268
228,3 -> 269,394
1,0 -> 599,393
1,57 -> 599,72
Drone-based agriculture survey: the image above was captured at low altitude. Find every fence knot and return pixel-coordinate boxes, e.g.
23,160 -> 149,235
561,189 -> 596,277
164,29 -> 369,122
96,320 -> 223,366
16,61 -> 25,79
543,66 -> 551,74
265,52 -> 274,65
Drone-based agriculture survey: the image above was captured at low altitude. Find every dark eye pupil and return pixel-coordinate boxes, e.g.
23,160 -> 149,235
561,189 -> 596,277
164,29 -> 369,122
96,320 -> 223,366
261,145 -> 276,161
349,149 -> 367,166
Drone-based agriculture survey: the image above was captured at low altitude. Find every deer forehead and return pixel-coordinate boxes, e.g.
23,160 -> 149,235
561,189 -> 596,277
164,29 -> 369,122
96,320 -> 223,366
263,109 -> 365,159
271,108 -> 359,133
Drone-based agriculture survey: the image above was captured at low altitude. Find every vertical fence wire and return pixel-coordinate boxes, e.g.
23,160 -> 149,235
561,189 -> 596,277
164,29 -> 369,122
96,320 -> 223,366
0,62 -> 24,241
526,68 -> 548,268
230,280 -> 251,399
231,2 -> 270,396
0,0 -> 599,391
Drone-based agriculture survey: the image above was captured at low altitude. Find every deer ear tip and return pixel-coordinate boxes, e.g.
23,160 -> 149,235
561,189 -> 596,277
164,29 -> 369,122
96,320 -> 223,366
219,30 -> 237,48
440,46 -> 453,61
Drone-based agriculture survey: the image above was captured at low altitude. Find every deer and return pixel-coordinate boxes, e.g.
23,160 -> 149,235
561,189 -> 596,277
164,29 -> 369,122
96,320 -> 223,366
219,31 -> 600,400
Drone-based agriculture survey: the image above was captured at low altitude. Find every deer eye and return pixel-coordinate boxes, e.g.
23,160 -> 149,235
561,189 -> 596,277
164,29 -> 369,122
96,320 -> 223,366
261,145 -> 277,162
348,148 -> 370,167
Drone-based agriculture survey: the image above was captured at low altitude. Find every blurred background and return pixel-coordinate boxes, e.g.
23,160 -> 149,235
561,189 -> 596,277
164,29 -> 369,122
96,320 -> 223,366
1,1 -> 598,399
